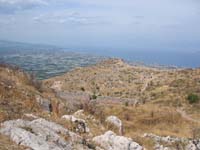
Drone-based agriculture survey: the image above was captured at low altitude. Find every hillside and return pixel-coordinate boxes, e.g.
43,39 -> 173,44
0,64 -> 42,121
44,59 -> 200,148
0,60 -> 200,150
45,58 -> 200,108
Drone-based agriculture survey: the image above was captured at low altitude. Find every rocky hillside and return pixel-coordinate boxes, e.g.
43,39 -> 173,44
0,60 -> 200,150
45,58 -> 200,110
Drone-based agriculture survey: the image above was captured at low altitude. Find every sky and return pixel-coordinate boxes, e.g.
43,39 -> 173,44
0,0 -> 200,52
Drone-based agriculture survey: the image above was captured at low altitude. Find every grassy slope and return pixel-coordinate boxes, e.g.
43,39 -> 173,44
0,59 -> 200,149
45,59 -> 200,147
0,64 -> 42,122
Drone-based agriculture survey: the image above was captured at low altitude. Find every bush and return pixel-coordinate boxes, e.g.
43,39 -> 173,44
124,101 -> 129,107
91,94 -> 97,100
187,93 -> 199,104
80,87 -> 85,91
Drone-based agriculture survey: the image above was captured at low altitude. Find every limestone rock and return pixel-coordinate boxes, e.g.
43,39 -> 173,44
93,131 -> 143,150
105,116 -> 123,135
154,144 -> 171,150
143,133 -> 186,144
24,114 -> 39,119
0,117 -> 82,150
143,133 -> 200,150
51,81 -> 62,91
186,140 -> 200,150
36,95 -> 52,112
62,115 -> 90,133
74,109 -> 85,117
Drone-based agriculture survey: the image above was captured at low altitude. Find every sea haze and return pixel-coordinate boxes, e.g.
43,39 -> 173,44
63,47 -> 200,68
100,50 -> 200,68
0,40 -> 200,80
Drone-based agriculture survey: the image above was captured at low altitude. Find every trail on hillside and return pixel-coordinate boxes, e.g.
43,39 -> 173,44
177,108 -> 200,124
141,75 -> 156,93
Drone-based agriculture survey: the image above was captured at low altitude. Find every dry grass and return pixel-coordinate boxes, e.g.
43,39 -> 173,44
71,101 -> 200,149
0,135 -> 26,150
44,59 -> 200,146
82,102 -> 199,138
1,60 -> 200,149
0,64 -> 63,123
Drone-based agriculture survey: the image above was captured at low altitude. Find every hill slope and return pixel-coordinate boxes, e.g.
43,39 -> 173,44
45,58 -> 200,107
1,60 -> 200,150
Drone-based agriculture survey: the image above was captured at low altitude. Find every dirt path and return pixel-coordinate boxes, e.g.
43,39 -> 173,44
177,108 -> 200,124
141,75 -> 155,93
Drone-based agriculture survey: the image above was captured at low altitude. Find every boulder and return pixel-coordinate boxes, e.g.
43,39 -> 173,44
143,133 -> 200,150
62,115 -> 90,133
24,113 -> 39,119
74,109 -> 85,117
186,140 -> 200,150
0,117 -> 82,150
143,133 -> 186,144
154,144 -> 171,150
51,81 -> 62,91
105,116 -> 123,135
93,131 -> 143,150
1,127 -> 63,150
36,95 -> 52,112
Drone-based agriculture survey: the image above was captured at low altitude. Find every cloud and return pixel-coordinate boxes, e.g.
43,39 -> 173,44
0,15 -> 15,25
33,11 -> 105,25
0,0 -> 48,14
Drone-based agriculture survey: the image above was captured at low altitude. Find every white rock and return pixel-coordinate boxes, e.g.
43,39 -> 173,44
62,115 -> 90,133
0,118 -> 83,150
143,133 -> 186,143
51,81 -> 62,91
143,133 -> 198,150
1,119 -> 29,128
93,131 -> 143,150
74,110 -> 85,117
155,144 -> 171,150
186,140 -> 200,150
24,114 -> 39,119
62,115 -> 85,123
105,116 -> 123,135
1,126 -> 62,150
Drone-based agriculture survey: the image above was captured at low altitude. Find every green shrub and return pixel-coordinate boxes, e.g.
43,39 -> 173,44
91,94 -> 97,99
124,101 -> 129,107
187,93 -> 199,104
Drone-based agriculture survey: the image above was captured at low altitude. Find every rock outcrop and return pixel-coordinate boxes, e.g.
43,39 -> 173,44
105,116 -> 123,135
143,133 -> 187,144
36,95 -> 52,112
0,117 -> 82,150
93,131 -> 143,150
144,133 -> 200,150
62,114 -> 90,133
51,81 -> 63,91
186,139 -> 200,150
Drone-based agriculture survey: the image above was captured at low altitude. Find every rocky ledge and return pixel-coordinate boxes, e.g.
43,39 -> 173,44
0,117 -> 82,150
0,113 -> 143,150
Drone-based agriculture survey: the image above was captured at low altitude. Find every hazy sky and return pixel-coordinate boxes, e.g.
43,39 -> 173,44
0,0 -> 200,52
